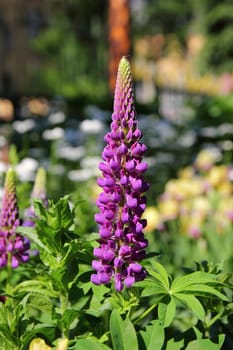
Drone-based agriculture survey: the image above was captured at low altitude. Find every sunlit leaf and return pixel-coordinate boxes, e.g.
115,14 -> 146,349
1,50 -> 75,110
175,294 -> 205,321
185,335 -> 225,350
158,297 -> 176,327
110,309 -> 125,350
180,284 -> 229,301
140,320 -> 164,350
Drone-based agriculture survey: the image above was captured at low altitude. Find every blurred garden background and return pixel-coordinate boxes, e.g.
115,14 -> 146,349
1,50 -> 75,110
0,0 -> 233,269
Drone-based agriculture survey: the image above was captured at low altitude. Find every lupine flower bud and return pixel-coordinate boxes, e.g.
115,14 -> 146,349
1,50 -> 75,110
91,57 -> 149,291
24,167 -> 48,227
0,168 -> 30,268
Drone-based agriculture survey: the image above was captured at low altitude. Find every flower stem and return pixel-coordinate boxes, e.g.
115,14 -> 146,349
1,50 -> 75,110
60,292 -> 69,338
134,303 -> 157,325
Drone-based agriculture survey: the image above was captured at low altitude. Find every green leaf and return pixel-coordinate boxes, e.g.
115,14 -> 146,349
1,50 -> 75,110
23,293 -> 54,320
140,320 -> 164,350
185,335 -> 225,350
87,284 -> 110,317
158,297 -> 176,327
74,338 -> 111,350
181,284 -> 229,301
0,324 -> 13,343
141,284 -> 168,298
166,338 -> 184,350
14,280 -> 58,298
110,309 -> 125,350
16,226 -> 52,254
122,317 -> 138,350
21,324 -> 58,349
192,326 -> 203,340
147,261 -> 170,290
171,272 -> 222,293
62,309 -> 79,330
175,294 -> 205,321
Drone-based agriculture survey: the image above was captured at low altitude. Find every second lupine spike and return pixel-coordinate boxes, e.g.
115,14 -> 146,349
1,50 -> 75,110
0,168 -> 30,268
91,57 -> 149,291
24,167 -> 48,227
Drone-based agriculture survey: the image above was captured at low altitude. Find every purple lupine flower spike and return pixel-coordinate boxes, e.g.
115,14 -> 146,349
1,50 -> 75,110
0,168 -> 30,268
91,57 -> 149,291
24,167 -> 48,227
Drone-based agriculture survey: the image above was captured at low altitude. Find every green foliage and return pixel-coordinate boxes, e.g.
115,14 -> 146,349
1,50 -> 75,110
29,1 -> 108,99
0,193 -> 231,349
198,2 -> 233,73
136,261 -> 229,329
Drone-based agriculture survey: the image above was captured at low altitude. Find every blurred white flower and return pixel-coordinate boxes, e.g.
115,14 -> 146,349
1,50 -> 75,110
0,135 -> 7,147
43,127 -> 64,140
0,161 -> 8,175
13,119 -> 36,133
68,169 -> 95,182
220,140 -> 233,151
177,131 -> 196,147
79,119 -> 105,134
155,120 -> 176,142
218,123 -> 233,136
80,156 -> 101,171
48,111 -> 66,125
200,127 -> 217,138
56,145 -> 85,161
15,157 -> 38,182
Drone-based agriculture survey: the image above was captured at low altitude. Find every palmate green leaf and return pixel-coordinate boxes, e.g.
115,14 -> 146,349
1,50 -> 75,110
110,309 -> 138,350
174,294 -> 205,321
139,320 -> 164,350
147,261 -> 170,290
137,280 -> 168,298
185,334 -> 225,350
180,284 -> 229,301
171,272 -> 222,293
158,297 -> 176,327
74,338 -> 111,350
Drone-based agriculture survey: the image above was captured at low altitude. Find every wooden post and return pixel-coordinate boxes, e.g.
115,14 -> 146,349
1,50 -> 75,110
108,0 -> 131,94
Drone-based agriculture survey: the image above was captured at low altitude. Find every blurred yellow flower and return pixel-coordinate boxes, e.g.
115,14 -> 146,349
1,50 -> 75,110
143,206 -> 162,232
195,149 -> 219,171
178,178 -> 203,198
217,181 -> 232,195
165,180 -> 180,197
159,199 -> 179,220
218,197 -> 233,213
192,196 -> 211,217
178,166 -> 194,179
29,338 -> 51,350
208,165 -> 228,187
